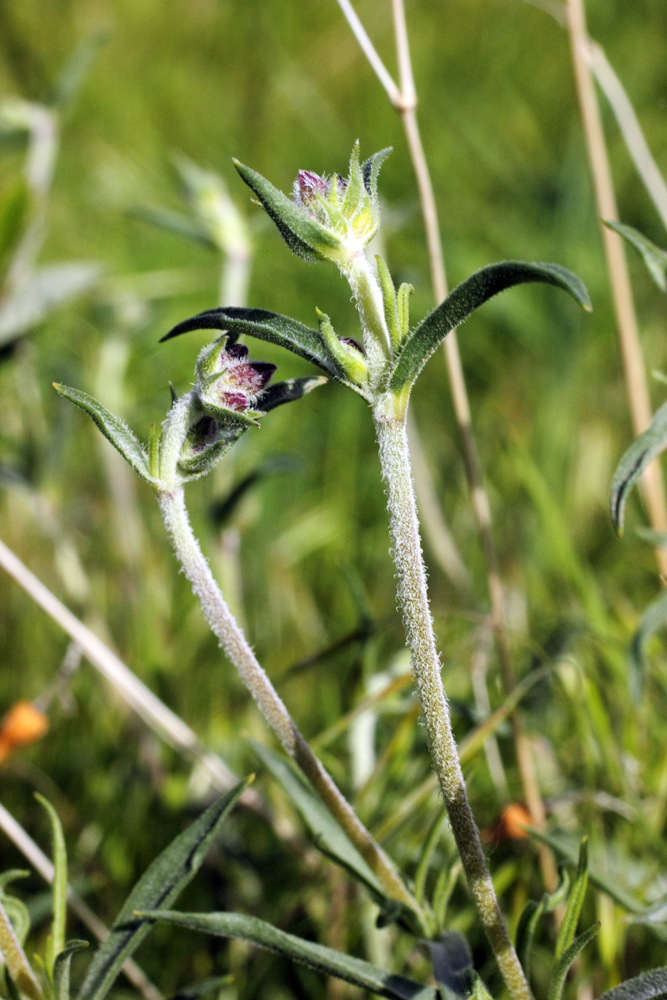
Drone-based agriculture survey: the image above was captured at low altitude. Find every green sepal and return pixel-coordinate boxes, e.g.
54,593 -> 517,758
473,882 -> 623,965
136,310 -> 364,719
34,795 -> 68,978
133,910 -> 438,1000
555,837 -> 588,961
148,424 -> 161,480
233,159 -> 340,263
342,142 -> 364,219
77,778 -> 251,1000
548,923 -> 600,1000
53,384 -> 156,486
258,376 -> 327,412
605,220 -> 667,293
375,256 -> 400,347
161,306 -> 339,377
315,309 -> 367,385
610,399 -> 667,534
362,148 -> 392,208
389,260 -> 591,393
177,426 -> 246,479
396,282 -> 413,345
53,941 -> 89,1000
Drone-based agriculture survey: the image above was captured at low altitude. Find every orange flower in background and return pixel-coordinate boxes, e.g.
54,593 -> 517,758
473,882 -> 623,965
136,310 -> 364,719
482,803 -> 532,844
0,700 -> 49,764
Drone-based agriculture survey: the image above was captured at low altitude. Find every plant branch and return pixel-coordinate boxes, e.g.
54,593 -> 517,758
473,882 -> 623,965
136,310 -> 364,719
157,487 -> 424,924
565,0 -> 667,575
373,412 -> 531,1000
338,0 -> 557,890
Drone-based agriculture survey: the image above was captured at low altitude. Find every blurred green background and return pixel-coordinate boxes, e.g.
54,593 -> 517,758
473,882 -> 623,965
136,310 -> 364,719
2,0 -> 667,994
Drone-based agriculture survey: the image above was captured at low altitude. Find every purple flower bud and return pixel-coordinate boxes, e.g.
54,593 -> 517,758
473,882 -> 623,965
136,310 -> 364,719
340,337 -> 364,355
293,170 -> 330,210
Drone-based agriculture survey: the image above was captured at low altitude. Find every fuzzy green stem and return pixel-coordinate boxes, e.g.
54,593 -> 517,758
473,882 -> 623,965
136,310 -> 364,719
345,255 -> 392,379
373,409 -> 531,1000
157,486 -> 424,925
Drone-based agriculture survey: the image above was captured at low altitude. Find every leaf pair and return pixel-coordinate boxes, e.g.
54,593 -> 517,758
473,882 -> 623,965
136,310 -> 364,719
161,259 -> 591,401
516,838 -> 598,1000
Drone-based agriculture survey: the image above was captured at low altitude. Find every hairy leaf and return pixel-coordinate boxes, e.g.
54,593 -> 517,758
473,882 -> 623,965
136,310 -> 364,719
161,306 -> 339,376
389,261 -> 591,393
259,375 -> 327,412
35,795 -> 68,975
53,384 -> 154,484
598,968 -> 667,1000
555,838 -> 588,961
53,942 -> 88,1000
250,740 -> 390,907
548,924 -> 599,1000
234,159 -> 339,262
610,399 -> 667,534
77,779 -> 250,1000
605,221 -> 667,293
136,910 -> 437,1000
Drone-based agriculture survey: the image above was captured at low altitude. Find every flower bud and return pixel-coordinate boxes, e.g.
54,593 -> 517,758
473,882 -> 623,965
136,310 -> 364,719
234,143 -> 391,273
195,337 -> 276,420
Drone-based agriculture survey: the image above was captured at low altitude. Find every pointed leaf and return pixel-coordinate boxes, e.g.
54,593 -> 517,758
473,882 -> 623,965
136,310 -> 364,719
362,148 -> 392,203
598,968 -> 667,1000
233,159 -> 339,262
611,399 -> 667,534
35,795 -> 68,975
135,910 -> 437,1000
128,205 -> 216,249
605,221 -> 667,293
547,923 -> 599,1000
77,778 -> 250,1000
53,941 -> 89,1000
389,261 -> 591,392
53,384 -> 154,484
258,376 -> 327,412
555,838 -> 588,961
161,306 -> 339,376
249,740 -> 389,907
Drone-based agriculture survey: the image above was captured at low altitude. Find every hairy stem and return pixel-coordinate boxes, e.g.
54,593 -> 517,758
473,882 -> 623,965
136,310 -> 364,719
565,0 -> 667,576
373,411 -> 531,1000
157,486 -> 423,923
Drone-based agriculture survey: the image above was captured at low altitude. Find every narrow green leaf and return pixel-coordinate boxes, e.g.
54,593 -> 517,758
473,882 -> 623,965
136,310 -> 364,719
635,526 -> 667,548
34,795 -> 68,976
375,256 -> 400,347
362,148 -> 392,203
515,867 -> 571,982
135,910 -> 437,1000
77,778 -> 250,1000
50,32 -> 108,112
258,376 -> 328,412
233,159 -> 339,262
610,399 -> 667,534
53,384 -> 154,485
53,941 -> 88,1000
249,740 -> 389,907
555,838 -> 589,961
396,283 -> 413,344
598,967 -> 667,1000
128,205 -> 216,249
547,923 -> 599,1000
389,261 -> 591,393
160,306 -> 339,376
605,221 -> 667,293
